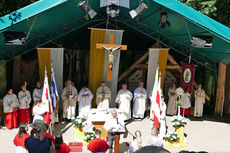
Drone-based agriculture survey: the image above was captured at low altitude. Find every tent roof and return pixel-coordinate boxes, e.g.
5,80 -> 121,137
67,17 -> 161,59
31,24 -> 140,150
0,0 -> 230,69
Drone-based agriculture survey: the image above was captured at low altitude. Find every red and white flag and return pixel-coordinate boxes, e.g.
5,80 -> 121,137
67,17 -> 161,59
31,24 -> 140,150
153,74 -> 162,128
42,67 -> 52,124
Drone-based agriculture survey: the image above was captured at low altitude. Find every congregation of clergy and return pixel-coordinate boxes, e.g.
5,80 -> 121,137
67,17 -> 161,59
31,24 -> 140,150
2,79 -> 206,153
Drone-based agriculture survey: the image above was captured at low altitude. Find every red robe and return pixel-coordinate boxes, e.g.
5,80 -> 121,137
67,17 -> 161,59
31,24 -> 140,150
55,143 -> 71,153
19,108 -> 31,124
5,108 -> 18,129
13,133 -> 30,148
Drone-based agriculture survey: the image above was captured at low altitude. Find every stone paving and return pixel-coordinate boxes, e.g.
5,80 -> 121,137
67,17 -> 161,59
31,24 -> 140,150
1,116 -> 230,153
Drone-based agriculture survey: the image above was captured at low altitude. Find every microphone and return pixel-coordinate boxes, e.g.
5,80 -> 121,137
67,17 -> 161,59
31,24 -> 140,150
117,119 -> 136,140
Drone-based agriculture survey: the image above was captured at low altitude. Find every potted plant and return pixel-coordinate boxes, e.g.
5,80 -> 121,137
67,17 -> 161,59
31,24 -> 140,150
72,117 -> 87,142
164,132 -> 180,144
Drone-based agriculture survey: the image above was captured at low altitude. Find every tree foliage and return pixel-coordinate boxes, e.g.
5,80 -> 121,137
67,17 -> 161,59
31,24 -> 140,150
0,0 -> 38,17
179,0 -> 230,27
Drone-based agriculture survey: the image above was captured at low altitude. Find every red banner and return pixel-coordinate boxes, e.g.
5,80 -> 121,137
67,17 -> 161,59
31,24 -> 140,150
180,63 -> 195,94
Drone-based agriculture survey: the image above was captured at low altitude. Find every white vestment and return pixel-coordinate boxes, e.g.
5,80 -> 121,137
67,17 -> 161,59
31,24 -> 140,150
61,85 -> 78,119
18,90 -> 31,109
159,102 -> 167,138
32,88 -> 43,102
194,89 -> 205,117
115,89 -> 133,120
96,86 -> 111,109
32,104 -> 46,123
167,87 -> 177,115
3,94 -> 19,113
77,88 -> 93,119
133,87 -> 147,118
181,93 -> 191,108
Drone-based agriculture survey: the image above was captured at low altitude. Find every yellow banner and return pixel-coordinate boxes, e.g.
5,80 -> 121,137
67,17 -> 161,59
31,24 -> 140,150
37,48 -> 51,83
158,48 -> 169,88
89,28 -> 106,107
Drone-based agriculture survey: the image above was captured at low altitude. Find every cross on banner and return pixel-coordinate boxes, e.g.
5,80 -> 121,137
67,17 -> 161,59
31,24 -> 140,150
96,34 -> 127,81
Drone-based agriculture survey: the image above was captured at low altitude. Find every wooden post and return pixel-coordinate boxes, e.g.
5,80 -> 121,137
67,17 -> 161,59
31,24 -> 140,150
114,134 -> 120,153
215,63 -> 227,116
224,65 -> 230,115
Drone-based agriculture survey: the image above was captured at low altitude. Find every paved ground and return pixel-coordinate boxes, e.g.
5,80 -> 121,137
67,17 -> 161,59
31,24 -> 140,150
1,116 -> 230,153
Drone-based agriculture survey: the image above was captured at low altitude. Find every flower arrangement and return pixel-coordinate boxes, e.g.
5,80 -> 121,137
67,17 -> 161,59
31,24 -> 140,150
84,132 -> 96,142
171,115 -> 187,128
164,132 -> 180,143
72,117 -> 87,129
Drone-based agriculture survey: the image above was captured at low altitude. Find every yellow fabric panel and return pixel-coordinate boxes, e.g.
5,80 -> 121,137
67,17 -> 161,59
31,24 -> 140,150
37,48 -> 51,83
158,48 -> 169,88
89,28 -> 106,107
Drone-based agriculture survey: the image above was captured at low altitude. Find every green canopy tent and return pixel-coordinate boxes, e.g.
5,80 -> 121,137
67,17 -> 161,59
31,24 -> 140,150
0,0 -> 230,70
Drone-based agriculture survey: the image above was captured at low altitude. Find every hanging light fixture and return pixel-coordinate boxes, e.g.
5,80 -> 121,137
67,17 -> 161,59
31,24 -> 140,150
106,3 -> 120,18
191,35 -> 213,48
129,0 -> 148,19
78,1 -> 97,20
159,12 -> 170,29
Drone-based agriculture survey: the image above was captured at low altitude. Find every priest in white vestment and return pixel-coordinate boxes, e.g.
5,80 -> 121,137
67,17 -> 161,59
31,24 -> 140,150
194,84 -> 205,117
96,81 -> 111,109
61,80 -> 78,120
77,87 -> 93,119
133,82 -> 147,119
167,83 -> 177,115
115,83 -> 133,121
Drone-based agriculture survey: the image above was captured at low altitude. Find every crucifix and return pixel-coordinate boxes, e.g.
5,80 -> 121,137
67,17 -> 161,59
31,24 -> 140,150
96,34 -> 127,81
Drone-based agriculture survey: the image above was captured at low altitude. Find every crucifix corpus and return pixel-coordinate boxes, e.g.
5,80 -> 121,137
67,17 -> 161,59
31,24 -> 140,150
96,34 -> 127,81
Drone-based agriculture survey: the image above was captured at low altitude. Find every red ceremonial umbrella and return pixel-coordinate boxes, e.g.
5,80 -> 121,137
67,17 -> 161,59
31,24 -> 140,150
87,138 -> 110,152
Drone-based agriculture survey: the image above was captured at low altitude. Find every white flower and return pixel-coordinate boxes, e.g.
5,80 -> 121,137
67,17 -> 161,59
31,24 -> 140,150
172,135 -> 176,139
178,115 -> 183,120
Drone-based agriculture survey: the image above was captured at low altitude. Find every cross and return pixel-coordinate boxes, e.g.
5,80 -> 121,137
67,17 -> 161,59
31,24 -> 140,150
96,34 -> 127,81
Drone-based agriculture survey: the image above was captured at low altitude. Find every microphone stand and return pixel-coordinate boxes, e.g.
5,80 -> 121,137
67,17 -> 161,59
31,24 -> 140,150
117,121 -> 136,140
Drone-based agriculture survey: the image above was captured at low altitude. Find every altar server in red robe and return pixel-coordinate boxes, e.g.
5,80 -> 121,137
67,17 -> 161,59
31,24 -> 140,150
18,85 -> 32,124
3,89 -> 19,129
13,124 -> 30,153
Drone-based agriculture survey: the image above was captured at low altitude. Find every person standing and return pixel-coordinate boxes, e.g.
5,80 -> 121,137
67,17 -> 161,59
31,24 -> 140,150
167,83 -> 177,115
159,96 -> 167,138
115,83 -> 133,121
104,109 -> 125,153
3,89 -> 19,129
33,81 -> 43,107
180,89 -> 191,116
18,85 -> 32,124
96,81 -> 111,109
77,87 -> 93,119
194,84 -> 206,117
13,124 -> 30,153
55,134 -> 71,153
61,80 -> 78,121
133,82 -> 147,119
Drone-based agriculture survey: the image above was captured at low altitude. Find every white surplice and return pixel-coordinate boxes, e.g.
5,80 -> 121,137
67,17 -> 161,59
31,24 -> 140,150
32,104 -> 46,123
181,92 -> 191,109
32,88 -> 43,102
194,89 -> 205,117
77,88 -> 93,119
18,90 -> 31,109
115,89 -> 133,120
133,87 -> 147,119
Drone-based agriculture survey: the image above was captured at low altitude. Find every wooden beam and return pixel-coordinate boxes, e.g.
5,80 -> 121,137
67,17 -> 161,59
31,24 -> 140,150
96,44 -> 127,50
118,52 -> 149,82
215,62 -> 227,116
136,64 -> 148,69
166,65 -> 181,69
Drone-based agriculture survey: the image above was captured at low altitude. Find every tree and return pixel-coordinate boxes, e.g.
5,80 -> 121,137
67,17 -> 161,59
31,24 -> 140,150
0,0 -> 38,17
